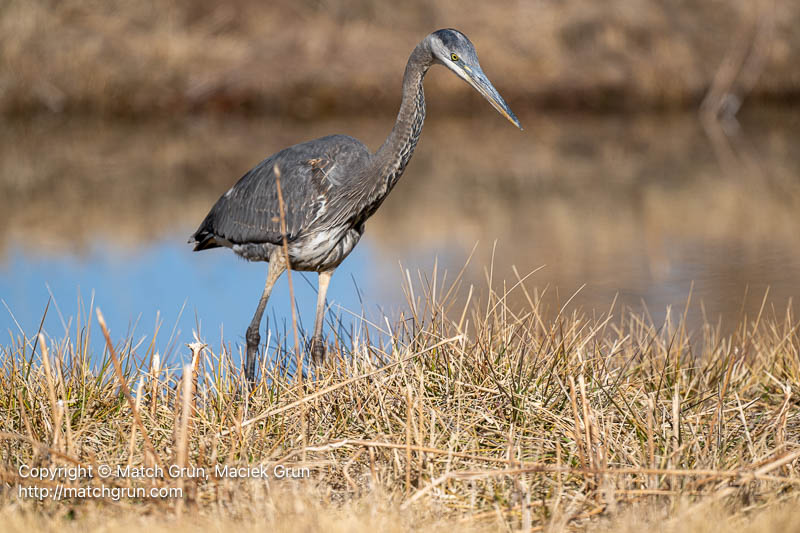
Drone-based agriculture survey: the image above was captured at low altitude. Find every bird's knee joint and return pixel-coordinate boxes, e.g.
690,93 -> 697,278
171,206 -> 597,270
246,326 -> 261,345
309,337 -> 326,364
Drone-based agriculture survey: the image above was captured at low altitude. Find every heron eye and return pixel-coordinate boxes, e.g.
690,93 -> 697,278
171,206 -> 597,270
450,53 -> 459,62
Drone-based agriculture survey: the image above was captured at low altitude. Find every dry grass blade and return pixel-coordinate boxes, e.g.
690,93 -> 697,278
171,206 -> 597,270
96,308 -> 164,470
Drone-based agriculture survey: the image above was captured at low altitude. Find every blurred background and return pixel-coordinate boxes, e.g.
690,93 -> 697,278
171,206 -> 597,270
1,0 -> 799,358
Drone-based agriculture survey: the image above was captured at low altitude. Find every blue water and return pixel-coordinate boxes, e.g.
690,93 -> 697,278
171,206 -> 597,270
4,113 -> 800,368
0,233 -> 404,368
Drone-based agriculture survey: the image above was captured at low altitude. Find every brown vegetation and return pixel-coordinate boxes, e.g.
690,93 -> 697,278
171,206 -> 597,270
2,0 -> 799,116
1,267 -> 798,530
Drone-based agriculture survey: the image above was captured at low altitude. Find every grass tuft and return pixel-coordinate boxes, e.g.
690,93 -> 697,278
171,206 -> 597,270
1,266 -> 798,531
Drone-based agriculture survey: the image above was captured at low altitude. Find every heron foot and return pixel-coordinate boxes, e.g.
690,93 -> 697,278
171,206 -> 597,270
309,337 -> 326,366
245,325 -> 261,385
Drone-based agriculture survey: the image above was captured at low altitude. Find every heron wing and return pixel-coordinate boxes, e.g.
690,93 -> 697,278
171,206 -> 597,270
191,135 -> 369,250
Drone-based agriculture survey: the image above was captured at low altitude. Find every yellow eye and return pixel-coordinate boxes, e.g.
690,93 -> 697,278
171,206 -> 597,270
450,53 -> 459,62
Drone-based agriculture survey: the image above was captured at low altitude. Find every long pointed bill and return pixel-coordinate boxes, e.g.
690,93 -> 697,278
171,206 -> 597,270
463,66 -> 522,130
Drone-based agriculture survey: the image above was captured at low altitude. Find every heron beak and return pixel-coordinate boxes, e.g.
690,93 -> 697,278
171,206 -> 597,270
462,66 -> 522,130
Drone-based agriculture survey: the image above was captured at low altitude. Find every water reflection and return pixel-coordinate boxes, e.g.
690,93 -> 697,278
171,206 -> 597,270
1,110 -> 799,359
0,238 -> 376,360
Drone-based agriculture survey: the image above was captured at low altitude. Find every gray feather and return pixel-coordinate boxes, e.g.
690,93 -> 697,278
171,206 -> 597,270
192,134 -> 370,250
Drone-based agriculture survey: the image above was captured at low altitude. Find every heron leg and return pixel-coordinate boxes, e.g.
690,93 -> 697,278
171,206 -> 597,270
245,251 -> 286,385
309,269 -> 333,365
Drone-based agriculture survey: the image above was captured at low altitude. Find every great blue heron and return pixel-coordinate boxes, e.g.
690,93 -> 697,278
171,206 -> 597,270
190,28 -> 521,382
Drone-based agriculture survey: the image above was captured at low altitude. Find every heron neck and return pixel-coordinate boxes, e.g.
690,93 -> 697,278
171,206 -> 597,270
370,42 -> 431,192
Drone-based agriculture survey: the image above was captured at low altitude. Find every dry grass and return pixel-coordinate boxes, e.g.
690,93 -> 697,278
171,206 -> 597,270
1,265 -> 799,531
3,0 -> 800,115
2,493 -> 800,533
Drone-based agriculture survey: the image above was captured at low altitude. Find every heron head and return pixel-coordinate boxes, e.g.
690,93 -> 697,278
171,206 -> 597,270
428,29 -> 522,130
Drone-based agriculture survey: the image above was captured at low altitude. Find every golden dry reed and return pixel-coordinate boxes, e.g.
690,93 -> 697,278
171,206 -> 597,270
1,265 -> 798,532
